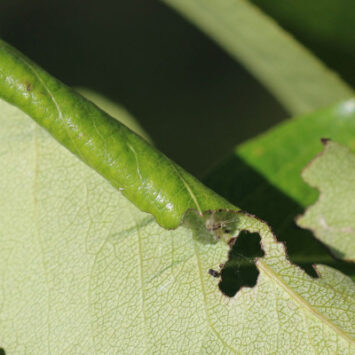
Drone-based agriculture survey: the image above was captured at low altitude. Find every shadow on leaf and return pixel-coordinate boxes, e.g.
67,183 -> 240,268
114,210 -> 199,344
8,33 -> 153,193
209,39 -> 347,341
219,231 -> 265,297
204,154 -> 355,292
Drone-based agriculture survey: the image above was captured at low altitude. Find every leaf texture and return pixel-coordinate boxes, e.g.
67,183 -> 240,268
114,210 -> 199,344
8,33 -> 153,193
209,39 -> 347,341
0,98 -> 354,354
297,141 -> 355,261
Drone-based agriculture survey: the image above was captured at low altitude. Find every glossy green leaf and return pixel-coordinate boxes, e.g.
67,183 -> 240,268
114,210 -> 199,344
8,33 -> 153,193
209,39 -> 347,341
235,100 -> 355,206
162,0 -> 353,115
297,141 -> 355,262
1,98 -> 354,353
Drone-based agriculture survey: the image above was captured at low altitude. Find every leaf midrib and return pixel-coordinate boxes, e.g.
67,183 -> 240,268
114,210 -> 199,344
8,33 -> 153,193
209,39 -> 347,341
90,211 -> 354,345
257,259 -> 355,344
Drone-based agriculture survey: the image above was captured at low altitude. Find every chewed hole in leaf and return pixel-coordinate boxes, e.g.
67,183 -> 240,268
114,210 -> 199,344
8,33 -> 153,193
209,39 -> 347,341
219,231 -> 265,297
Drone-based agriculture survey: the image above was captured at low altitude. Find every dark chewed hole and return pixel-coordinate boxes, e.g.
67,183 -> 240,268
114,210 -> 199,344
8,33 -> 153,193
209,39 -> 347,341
219,230 -> 265,297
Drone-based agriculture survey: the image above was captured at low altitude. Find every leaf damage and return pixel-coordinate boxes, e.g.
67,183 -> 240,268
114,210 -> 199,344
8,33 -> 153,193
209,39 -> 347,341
297,139 -> 355,261
182,208 -> 324,298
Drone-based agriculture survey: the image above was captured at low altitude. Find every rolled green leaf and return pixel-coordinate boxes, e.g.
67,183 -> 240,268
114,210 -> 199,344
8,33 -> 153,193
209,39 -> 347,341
0,39 -> 234,229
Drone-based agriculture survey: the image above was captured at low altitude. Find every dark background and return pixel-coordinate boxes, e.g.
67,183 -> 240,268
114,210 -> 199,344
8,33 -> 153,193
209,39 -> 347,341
1,0 -> 354,176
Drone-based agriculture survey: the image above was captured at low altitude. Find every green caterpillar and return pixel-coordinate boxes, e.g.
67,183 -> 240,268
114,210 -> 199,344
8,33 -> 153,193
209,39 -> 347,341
0,39 -> 235,229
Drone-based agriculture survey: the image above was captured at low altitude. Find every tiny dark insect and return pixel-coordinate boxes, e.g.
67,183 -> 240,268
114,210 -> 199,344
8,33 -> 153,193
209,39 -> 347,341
208,269 -> 220,278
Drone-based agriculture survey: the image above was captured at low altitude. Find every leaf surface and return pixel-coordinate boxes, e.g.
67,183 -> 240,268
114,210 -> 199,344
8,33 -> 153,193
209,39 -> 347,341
1,98 -> 355,354
162,0 -> 353,115
297,141 -> 355,261
0,36 -> 354,354
205,99 -> 355,279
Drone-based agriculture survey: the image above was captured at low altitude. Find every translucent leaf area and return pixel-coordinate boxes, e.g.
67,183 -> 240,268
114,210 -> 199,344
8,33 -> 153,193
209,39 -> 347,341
1,99 -> 354,353
297,141 -> 355,261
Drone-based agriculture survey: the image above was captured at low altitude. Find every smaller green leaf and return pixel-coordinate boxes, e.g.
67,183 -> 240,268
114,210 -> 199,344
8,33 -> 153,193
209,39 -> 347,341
297,140 -> 355,261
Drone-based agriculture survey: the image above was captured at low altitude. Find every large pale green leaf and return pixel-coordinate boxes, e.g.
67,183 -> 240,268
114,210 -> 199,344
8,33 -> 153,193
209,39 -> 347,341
0,98 -> 354,353
0,36 -> 354,354
297,141 -> 355,262
162,0 -> 353,115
